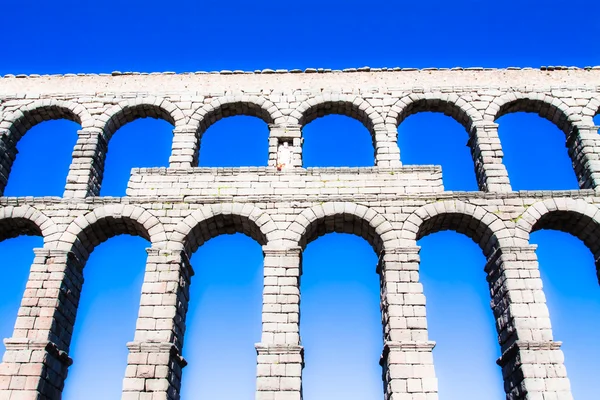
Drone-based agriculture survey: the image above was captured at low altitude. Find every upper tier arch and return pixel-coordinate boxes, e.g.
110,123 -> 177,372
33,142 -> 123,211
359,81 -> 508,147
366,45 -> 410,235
187,96 -> 284,138
290,94 -> 385,136
387,93 -> 484,133
484,93 -> 582,136
0,100 -> 93,195
95,97 -> 186,140
0,99 -> 94,139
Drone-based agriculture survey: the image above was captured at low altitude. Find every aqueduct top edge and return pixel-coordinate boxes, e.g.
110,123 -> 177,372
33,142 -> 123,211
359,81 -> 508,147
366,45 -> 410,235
1,69 -> 600,95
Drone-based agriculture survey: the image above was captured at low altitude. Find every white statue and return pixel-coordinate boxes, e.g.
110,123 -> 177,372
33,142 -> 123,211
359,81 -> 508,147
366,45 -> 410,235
277,141 -> 292,170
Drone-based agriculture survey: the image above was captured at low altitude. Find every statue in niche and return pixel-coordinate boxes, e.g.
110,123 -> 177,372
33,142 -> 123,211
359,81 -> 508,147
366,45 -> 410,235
277,141 -> 292,170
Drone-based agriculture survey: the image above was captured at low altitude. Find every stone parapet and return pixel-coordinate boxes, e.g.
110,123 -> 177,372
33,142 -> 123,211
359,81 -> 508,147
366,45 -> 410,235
126,166 -> 444,198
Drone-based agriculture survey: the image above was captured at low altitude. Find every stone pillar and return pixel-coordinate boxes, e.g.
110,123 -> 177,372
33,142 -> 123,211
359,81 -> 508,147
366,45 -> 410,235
596,255 -> 600,284
0,128 -> 15,196
469,123 -> 512,192
486,246 -> 572,400
268,124 -> 302,169
379,247 -> 438,400
375,127 -> 401,168
255,245 -> 303,400
123,248 -> 193,400
169,126 -> 198,168
63,129 -> 107,198
566,125 -> 600,190
0,248 -> 83,400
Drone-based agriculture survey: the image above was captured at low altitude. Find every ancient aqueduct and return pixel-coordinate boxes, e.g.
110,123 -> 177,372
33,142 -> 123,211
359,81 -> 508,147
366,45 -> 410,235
0,67 -> 599,400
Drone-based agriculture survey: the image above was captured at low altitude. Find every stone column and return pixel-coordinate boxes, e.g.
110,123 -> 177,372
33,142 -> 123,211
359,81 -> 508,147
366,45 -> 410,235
379,247 -> 438,400
375,127 -> 401,168
169,126 -> 198,168
486,246 -> 572,400
0,248 -> 83,400
0,128 -> 14,196
63,129 -> 107,198
255,245 -> 303,400
468,123 -> 512,192
268,124 -> 302,169
123,248 -> 193,400
567,125 -> 600,190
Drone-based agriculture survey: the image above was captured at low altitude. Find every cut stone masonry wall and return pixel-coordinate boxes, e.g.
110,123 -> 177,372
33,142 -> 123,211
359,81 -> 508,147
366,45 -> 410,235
0,68 -> 599,399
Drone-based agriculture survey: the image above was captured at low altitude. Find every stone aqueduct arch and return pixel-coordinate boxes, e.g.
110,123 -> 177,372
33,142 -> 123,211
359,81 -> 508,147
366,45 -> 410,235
0,205 -> 59,244
515,198 -> 600,272
483,92 -> 584,133
169,202 -> 277,252
0,68 -> 599,400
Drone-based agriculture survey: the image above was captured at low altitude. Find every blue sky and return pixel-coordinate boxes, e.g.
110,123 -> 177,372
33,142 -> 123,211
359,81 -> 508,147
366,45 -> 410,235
0,1 -> 599,399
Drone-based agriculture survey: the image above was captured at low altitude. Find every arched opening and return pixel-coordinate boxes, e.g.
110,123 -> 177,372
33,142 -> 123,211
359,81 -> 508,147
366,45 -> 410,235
418,232 -> 503,399
0,103 -> 86,196
494,100 -> 579,190
178,211 -> 267,400
413,207 -> 506,398
296,208 -> 385,400
198,116 -> 269,167
302,115 -> 374,167
193,100 -> 275,167
3,119 -> 79,196
59,210 -> 157,400
526,208 -> 600,399
181,233 -> 263,399
298,100 -> 377,167
0,216 -> 44,356
62,235 -> 148,400
301,233 -> 381,399
397,112 -> 478,190
530,230 -> 598,400
100,118 -> 173,196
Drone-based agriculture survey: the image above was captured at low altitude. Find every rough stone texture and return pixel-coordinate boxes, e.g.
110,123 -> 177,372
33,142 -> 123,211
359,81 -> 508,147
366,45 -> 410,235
0,68 -> 599,399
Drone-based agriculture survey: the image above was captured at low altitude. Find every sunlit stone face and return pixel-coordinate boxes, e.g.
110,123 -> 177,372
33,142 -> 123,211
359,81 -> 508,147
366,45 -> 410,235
0,68 -> 598,400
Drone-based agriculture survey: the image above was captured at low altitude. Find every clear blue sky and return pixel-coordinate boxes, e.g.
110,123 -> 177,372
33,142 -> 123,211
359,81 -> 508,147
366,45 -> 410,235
0,1 -> 599,399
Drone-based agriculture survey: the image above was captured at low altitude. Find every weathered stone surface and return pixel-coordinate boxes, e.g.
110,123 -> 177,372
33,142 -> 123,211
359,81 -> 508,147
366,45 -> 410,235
1,68 -> 598,399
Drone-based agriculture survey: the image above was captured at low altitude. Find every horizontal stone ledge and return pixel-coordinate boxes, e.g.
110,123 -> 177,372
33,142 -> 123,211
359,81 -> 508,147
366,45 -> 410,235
484,245 -> 539,271
268,124 -> 302,137
32,248 -> 82,264
496,340 -> 563,367
471,122 -> 500,131
145,248 -> 195,277
1,189 -> 596,206
384,340 -> 436,352
380,341 -> 436,366
177,194 -> 441,203
255,343 -> 304,356
3,338 -> 72,366
126,341 -> 187,368
130,165 -> 442,175
376,247 -> 421,274
380,246 -> 421,256
262,246 -> 302,256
